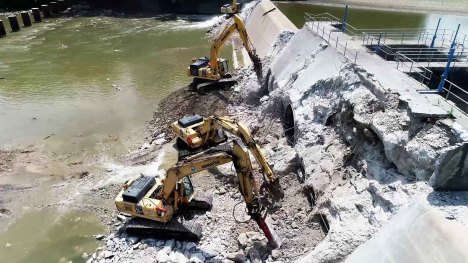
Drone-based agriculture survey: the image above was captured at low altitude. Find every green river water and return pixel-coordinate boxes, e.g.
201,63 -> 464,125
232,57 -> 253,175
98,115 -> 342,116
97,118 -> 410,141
1,3 -> 468,263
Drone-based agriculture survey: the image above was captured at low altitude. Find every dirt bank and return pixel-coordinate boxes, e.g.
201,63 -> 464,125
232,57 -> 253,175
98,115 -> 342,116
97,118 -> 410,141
275,0 -> 468,15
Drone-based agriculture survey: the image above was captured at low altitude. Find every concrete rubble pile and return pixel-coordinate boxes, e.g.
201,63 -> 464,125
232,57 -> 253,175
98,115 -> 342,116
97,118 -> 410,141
231,2 -> 468,260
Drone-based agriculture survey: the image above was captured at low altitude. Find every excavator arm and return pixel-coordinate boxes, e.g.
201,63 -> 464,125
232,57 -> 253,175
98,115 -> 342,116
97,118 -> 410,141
200,117 -> 279,190
159,140 -> 281,248
210,15 -> 259,75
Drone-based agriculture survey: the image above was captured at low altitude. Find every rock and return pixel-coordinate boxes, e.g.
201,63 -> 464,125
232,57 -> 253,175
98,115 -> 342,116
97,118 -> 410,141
237,233 -> 248,246
169,251 -> 178,262
141,143 -> 151,149
5,242 -> 12,248
153,137 -> 166,145
82,252 -> 89,259
117,215 -> 126,221
183,250 -> 191,260
128,236 -> 140,245
94,234 -> 106,240
157,240 -> 166,246
271,249 -> 280,260
176,241 -> 182,249
218,187 -> 227,195
157,250 -> 170,263
165,239 -> 175,249
156,133 -> 165,139
107,239 -> 115,248
104,251 -> 113,259
429,143 -> 468,190
96,251 -> 105,260
202,247 -> 219,258
226,251 -> 246,263
185,242 -> 196,251
246,232 -> 264,241
260,96 -> 270,103
190,253 -> 206,263
248,248 -> 261,263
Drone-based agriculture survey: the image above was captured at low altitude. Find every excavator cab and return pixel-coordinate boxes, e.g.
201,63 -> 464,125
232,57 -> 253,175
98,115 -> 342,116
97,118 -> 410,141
221,1 -> 240,14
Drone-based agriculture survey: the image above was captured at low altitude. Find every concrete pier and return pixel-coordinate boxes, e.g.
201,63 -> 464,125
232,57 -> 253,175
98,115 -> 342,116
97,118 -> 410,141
21,11 -> 32,27
32,8 -> 42,22
8,15 -> 21,32
0,20 -> 6,37
42,5 -> 52,18
50,2 -> 60,15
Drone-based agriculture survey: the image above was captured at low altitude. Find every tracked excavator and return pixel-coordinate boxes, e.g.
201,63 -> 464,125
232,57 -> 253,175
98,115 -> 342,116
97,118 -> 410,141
188,14 -> 260,93
172,115 -> 283,201
221,0 -> 240,14
115,118 -> 283,248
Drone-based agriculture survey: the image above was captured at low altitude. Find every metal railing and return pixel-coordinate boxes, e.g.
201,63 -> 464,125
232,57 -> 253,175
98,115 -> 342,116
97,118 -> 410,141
394,52 -> 433,85
376,44 -> 468,64
441,79 -> 468,114
305,13 -> 359,63
362,29 -> 468,50
306,12 -> 468,49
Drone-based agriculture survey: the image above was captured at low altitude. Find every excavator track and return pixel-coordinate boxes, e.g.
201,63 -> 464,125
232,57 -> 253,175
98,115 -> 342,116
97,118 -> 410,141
125,217 -> 202,241
196,78 -> 237,94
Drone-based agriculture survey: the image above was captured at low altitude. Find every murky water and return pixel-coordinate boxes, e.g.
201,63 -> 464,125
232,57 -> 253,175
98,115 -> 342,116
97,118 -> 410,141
276,2 -> 468,35
0,13 -> 227,263
0,14 -> 230,148
0,208 -> 105,263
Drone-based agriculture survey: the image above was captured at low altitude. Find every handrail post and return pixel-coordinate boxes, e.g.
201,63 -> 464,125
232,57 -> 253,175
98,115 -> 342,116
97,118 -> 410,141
342,5 -> 348,33
446,82 -> 452,99
438,24 -> 461,93
430,18 -> 441,48
401,33 -> 405,44
345,42 -> 348,56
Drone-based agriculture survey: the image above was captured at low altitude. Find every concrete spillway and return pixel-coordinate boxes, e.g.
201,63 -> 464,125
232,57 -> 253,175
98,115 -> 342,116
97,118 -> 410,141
243,1 -> 468,262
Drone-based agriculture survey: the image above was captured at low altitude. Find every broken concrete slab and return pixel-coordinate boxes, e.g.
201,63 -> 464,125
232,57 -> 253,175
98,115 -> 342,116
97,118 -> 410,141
345,196 -> 468,263
429,143 -> 468,190
245,0 -> 298,58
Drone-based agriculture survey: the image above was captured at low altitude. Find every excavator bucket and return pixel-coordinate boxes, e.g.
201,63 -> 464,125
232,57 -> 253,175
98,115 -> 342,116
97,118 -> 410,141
254,210 -> 282,249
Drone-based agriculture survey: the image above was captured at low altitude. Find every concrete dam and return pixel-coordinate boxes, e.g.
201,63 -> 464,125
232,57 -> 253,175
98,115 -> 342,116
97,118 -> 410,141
242,1 -> 468,262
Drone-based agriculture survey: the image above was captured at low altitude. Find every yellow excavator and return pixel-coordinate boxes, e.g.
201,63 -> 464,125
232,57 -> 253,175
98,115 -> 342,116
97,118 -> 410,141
171,115 -> 281,197
187,14 -> 260,93
115,117 -> 282,248
221,0 -> 240,14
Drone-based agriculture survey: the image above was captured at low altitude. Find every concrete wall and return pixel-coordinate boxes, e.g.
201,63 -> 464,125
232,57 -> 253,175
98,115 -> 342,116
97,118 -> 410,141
245,0 -> 298,58
346,197 -> 468,263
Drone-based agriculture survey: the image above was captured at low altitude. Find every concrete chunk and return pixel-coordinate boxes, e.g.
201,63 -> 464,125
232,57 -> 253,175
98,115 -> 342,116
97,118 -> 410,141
429,143 -> 468,190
